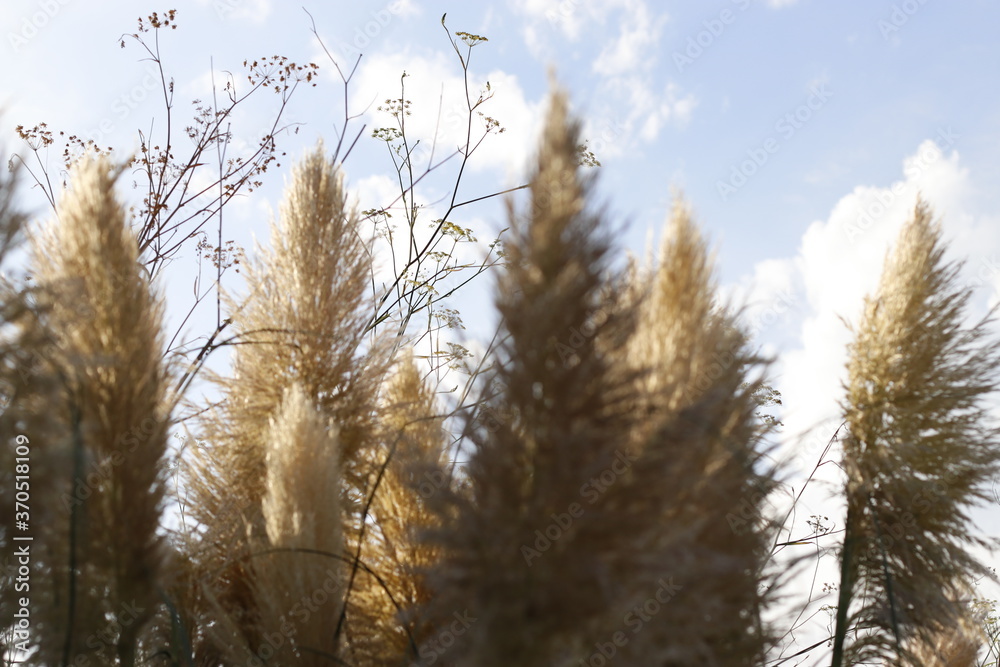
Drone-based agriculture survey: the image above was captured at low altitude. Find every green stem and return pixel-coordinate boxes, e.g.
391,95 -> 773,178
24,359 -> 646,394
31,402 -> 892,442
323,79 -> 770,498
831,501 -> 857,667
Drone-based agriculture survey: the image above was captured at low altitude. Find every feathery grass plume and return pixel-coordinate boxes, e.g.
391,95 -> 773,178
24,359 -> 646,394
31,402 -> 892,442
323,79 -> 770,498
0,148 -> 24,262
247,382 -> 344,665
0,183 -> 77,665
27,157 -> 170,667
902,611 -> 984,667
349,351 -> 447,664
185,144 -> 387,660
413,86 -> 658,667
831,200 -> 1000,667
599,197 -> 776,666
626,196 -> 721,406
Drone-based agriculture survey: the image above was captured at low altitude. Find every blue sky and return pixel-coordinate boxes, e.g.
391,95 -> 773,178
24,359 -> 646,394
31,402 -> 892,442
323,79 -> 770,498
5,0 -> 1000,423
5,0 -> 1000,660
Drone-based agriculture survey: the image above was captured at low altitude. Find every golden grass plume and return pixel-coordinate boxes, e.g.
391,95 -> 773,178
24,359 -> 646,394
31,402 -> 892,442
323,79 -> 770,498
833,200 -> 1000,666
184,144 -> 389,662
28,157 -> 170,666
412,87 -> 776,667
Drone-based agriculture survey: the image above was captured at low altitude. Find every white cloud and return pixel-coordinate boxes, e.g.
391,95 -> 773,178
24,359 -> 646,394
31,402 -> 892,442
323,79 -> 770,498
636,82 -> 697,141
746,137 -> 1000,651
351,49 -> 542,180
511,0 -> 691,150
588,3 -> 692,145
513,0 -> 593,45
592,1 -> 667,78
762,138 -> 992,474
198,0 -> 273,24
514,0 -> 670,71
348,172 -> 414,286
390,0 -> 420,18
347,157 -> 504,288
732,258 -> 796,316
590,78 -> 695,156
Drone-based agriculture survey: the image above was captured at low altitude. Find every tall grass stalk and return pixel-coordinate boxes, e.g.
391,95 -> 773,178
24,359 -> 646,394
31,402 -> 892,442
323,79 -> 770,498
831,201 -> 1000,666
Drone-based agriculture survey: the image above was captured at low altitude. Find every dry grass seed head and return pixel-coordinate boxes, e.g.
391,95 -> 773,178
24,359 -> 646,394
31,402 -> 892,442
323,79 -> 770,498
840,200 -> 1000,664
29,157 -> 170,663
